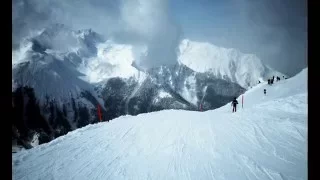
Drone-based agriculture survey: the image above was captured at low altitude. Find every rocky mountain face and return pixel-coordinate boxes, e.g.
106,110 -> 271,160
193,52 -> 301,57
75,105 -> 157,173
13,24 -> 282,151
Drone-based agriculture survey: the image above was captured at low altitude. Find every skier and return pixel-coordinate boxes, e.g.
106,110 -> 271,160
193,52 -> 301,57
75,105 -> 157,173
231,97 -> 238,113
267,79 -> 270,85
264,89 -> 266,95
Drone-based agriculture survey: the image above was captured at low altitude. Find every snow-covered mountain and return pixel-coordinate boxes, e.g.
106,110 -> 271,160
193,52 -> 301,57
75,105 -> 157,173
179,39 -> 285,88
12,24 -> 284,149
80,38 -> 284,88
13,68 -> 307,180
12,24 -> 110,148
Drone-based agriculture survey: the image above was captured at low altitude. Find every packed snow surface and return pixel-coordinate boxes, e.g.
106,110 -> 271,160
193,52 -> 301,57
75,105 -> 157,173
13,68 -> 307,180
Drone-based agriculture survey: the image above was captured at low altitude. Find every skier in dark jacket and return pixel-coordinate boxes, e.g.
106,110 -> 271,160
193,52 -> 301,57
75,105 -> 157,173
264,89 -> 266,95
231,97 -> 238,112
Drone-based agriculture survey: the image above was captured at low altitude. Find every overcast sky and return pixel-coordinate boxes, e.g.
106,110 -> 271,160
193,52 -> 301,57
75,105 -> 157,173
12,0 -> 307,76
171,0 -> 307,76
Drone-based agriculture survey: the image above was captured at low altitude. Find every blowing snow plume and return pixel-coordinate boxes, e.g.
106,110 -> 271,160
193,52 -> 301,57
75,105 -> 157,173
12,0 -> 121,49
13,0 -> 181,70
120,0 -> 181,70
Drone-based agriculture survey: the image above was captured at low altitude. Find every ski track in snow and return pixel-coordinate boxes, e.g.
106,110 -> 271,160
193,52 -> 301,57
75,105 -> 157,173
12,69 -> 307,180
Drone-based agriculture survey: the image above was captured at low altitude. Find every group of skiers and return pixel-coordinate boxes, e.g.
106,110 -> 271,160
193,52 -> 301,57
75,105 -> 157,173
230,75 -> 288,113
264,75 -> 287,95
264,74 -> 290,97
268,75 -> 286,85
200,75 -> 288,113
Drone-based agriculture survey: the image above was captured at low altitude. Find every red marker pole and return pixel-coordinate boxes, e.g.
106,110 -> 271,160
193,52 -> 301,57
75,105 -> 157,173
97,105 -> 102,122
242,95 -> 244,109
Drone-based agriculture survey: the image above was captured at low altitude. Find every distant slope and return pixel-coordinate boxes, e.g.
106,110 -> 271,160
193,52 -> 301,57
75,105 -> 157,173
217,68 -> 307,112
13,68 -> 307,180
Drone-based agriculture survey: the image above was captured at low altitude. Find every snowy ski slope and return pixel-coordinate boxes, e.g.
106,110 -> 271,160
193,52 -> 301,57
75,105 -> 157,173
12,68 -> 307,180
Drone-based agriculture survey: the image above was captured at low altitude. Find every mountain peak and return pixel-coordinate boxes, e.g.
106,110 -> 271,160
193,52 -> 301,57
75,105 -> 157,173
178,39 -> 284,88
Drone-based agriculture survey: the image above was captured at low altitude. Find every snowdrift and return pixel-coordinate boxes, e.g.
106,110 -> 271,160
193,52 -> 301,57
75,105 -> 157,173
12,68 -> 307,180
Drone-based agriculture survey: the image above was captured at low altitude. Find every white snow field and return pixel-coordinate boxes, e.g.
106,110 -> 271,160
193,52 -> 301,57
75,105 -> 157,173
12,68 -> 307,180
